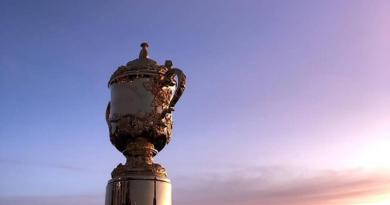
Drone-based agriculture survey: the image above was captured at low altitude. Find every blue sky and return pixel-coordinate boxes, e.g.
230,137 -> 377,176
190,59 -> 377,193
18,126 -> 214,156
1,0 -> 390,204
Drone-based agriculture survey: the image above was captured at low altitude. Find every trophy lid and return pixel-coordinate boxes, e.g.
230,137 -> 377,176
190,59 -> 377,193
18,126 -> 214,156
108,42 -> 168,86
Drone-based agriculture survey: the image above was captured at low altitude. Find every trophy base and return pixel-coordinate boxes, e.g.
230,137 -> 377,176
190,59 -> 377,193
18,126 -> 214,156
105,175 -> 171,205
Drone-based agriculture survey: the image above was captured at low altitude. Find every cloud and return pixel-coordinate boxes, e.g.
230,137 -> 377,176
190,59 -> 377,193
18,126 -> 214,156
0,158 -> 88,172
174,167 -> 390,205
2,167 -> 390,205
0,195 -> 103,205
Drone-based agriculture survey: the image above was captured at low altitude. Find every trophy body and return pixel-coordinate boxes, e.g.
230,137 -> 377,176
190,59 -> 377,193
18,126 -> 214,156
105,43 -> 186,205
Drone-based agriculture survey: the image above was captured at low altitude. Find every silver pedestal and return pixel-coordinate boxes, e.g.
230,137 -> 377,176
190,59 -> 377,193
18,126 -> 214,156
105,175 -> 171,205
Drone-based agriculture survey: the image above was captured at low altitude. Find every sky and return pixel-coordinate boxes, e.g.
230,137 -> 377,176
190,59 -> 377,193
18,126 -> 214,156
0,0 -> 390,204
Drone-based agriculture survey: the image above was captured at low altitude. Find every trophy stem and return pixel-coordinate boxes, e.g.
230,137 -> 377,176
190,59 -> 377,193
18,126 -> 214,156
124,138 -> 157,168
111,138 -> 167,179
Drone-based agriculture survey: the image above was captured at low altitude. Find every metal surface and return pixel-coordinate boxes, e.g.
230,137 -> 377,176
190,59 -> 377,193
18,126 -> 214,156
106,43 -> 186,153
105,42 -> 186,205
105,175 -> 171,205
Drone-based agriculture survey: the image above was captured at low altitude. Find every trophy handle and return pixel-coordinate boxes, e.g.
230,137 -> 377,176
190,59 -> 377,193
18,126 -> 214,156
105,102 -> 111,125
164,68 -> 186,110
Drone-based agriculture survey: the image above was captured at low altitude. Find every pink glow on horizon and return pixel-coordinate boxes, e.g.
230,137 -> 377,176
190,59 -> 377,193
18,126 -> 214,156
1,0 -> 390,204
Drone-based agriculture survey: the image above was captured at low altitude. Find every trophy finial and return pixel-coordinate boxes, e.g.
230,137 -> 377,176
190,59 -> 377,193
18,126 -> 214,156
139,42 -> 149,59
164,60 -> 173,68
